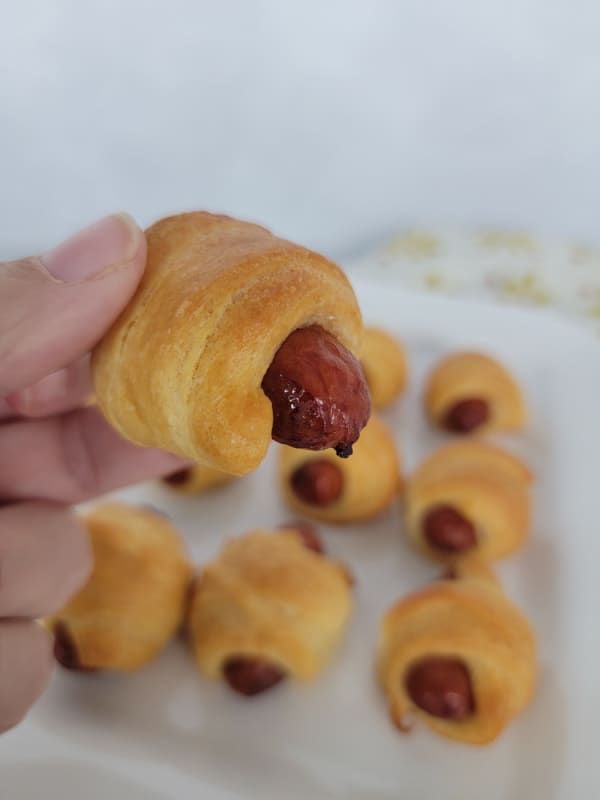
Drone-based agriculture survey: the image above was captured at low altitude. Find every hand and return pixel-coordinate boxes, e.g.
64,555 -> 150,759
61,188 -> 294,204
0,214 -> 187,732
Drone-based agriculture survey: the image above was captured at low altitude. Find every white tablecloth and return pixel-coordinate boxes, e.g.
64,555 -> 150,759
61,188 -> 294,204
345,227 -> 600,334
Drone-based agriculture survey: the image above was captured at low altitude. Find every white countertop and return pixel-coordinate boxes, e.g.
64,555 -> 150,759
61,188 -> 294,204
2,0 -> 600,258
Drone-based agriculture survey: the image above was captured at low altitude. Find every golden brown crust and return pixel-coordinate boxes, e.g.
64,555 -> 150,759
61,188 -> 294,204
92,212 -> 364,475
187,529 -> 352,681
409,440 -> 533,488
162,464 -> 236,495
45,504 -> 191,670
425,352 -> 526,432
377,566 -> 536,744
404,441 -> 531,563
279,415 -> 402,523
360,327 -> 407,410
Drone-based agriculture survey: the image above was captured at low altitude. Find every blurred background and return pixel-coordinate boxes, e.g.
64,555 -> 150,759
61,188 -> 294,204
1,0 -> 600,259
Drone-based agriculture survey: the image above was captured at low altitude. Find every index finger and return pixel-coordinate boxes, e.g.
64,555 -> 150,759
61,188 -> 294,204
5,356 -> 94,419
0,406 -> 189,504
0,215 -> 145,397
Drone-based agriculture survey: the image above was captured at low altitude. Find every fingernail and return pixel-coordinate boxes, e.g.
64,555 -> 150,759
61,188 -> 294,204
41,213 -> 143,283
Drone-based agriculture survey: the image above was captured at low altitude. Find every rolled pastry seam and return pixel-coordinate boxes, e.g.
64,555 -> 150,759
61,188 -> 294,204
425,352 -> 526,434
279,415 -> 402,523
92,212 -> 364,475
45,503 -> 192,671
377,564 -> 536,744
187,529 -> 352,690
404,441 -> 531,563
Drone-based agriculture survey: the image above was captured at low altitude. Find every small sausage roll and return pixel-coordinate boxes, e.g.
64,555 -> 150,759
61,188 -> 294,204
377,561 -> 536,744
92,212 -> 370,475
360,327 -> 407,410
187,528 -> 352,696
425,352 -> 526,434
404,441 -> 531,563
46,504 -> 191,671
279,415 -> 402,523
162,464 -> 235,494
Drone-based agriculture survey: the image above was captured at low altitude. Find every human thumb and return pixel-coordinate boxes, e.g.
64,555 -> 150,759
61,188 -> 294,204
0,214 -> 146,397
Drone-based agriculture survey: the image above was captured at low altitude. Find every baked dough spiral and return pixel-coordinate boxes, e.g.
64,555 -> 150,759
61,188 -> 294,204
46,503 -> 191,671
92,212 -> 365,475
377,560 -> 536,744
404,441 -> 532,563
279,415 -> 401,523
187,528 -> 352,694
425,352 -> 526,434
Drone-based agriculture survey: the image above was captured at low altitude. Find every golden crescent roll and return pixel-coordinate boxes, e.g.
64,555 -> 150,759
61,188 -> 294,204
377,563 -> 536,745
162,464 -> 236,494
278,415 -> 402,523
46,504 -> 191,671
187,528 -> 352,696
425,352 -> 526,434
404,441 -> 531,563
92,212 -> 369,476
360,327 -> 407,410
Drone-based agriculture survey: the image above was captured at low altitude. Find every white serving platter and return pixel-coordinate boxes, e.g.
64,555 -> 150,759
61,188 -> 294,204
3,281 -> 599,799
